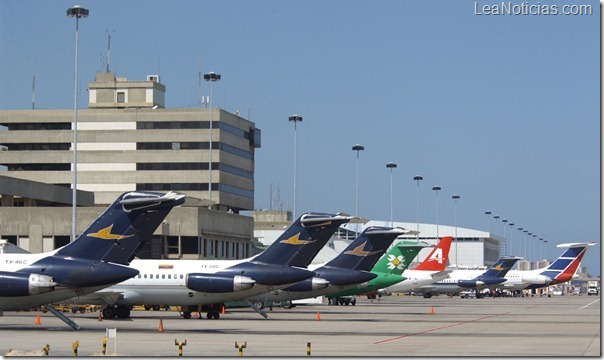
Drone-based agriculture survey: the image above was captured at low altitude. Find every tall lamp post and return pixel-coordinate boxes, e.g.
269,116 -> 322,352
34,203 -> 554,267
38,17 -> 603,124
485,211 -> 492,232
508,222 -> 514,258
386,162 -> 397,227
493,215 -> 500,235
501,219 -> 508,256
432,186 -> 441,240
67,5 -> 89,242
452,194 -> 460,267
352,144 -> 364,233
203,72 -> 221,206
413,175 -> 423,243
289,115 -> 303,219
523,230 -> 528,267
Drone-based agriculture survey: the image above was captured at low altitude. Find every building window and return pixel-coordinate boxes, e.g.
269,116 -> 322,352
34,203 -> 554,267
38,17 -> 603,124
117,91 -> 126,103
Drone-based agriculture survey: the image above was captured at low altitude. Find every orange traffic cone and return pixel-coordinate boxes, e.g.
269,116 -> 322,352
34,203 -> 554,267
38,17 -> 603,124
221,306 -> 226,315
316,312 -> 321,321
98,311 -> 103,321
158,317 -> 164,333
35,313 -> 41,325
430,307 -> 435,315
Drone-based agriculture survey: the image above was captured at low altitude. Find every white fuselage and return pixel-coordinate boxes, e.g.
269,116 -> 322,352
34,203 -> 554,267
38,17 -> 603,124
383,269 -> 451,293
406,268 -> 552,294
74,258 -> 307,307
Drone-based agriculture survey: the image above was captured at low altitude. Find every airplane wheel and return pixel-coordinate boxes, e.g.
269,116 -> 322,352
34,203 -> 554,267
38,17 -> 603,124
253,301 -> 264,309
213,312 -> 220,319
183,312 -> 191,319
103,307 -> 117,319
282,301 -> 293,309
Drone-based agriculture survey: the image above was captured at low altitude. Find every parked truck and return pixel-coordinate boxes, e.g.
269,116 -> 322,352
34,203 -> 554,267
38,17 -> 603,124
587,281 -> 599,296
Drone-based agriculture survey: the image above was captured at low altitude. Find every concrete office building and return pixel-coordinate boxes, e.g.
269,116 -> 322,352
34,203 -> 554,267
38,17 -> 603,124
0,72 -> 261,260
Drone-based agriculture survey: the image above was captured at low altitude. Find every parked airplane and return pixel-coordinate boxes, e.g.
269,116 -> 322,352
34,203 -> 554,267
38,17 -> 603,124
325,240 -> 427,303
70,212 -> 351,319
424,256 -> 522,297
500,242 -> 597,292
0,191 -> 185,329
382,236 -> 453,298
242,226 -> 417,308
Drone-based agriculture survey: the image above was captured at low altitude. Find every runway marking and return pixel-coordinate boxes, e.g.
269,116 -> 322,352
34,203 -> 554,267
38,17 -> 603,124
372,312 -> 510,345
579,299 -> 599,310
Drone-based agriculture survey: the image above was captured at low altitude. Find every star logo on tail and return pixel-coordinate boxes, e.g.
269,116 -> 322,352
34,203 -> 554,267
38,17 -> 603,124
280,233 -> 315,245
343,241 -> 381,257
87,225 -> 133,240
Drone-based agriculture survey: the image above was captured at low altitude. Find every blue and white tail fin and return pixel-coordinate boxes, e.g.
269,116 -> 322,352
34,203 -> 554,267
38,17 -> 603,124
55,191 -> 186,265
253,212 -> 352,267
540,242 -> 597,284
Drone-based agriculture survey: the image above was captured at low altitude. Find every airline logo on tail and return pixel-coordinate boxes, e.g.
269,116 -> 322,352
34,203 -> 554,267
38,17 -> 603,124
387,254 -> 407,270
343,241 -> 381,257
541,243 -> 596,284
87,225 -> 134,240
413,236 -> 453,271
280,233 -> 315,245
492,264 -> 507,271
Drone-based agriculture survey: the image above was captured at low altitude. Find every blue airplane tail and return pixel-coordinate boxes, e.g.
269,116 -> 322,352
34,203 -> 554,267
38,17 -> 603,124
325,226 -> 408,271
55,191 -> 186,265
458,256 -> 521,288
253,212 -> 351,267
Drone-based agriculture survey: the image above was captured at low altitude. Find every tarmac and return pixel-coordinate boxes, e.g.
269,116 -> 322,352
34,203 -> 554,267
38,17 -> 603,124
0,294 -> 600,357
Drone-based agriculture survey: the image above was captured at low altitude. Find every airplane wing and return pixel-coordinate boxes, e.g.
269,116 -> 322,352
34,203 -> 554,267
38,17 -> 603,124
431,270 -> 451,281
79,290 -> 125,305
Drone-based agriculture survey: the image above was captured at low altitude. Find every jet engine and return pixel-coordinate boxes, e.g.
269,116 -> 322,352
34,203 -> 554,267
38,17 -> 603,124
458,277 -> 505,288
186,274 -> 255,293
282,277 -> 330,292
0,272 -> 56,297
521,274 -> 552,285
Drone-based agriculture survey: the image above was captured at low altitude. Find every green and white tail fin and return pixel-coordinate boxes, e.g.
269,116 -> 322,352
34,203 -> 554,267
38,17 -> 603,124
371,241 -> 426,276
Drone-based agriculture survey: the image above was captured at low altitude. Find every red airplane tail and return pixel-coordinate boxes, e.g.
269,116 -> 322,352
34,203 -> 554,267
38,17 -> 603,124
413,236 -> 453,271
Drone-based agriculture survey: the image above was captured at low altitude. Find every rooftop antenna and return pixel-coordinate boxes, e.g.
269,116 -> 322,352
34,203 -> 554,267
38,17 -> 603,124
106,29 -> 111,72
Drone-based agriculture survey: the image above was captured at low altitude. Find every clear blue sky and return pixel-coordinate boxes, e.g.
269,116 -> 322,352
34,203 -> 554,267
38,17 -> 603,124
0,0 -> 600,276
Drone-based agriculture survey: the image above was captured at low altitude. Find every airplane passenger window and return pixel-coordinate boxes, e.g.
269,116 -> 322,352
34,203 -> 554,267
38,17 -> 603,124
168,274 -> 171,279
162,274 -> 165,279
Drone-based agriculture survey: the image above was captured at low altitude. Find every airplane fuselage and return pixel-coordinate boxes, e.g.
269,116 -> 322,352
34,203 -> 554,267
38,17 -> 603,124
74,258 -> 311,307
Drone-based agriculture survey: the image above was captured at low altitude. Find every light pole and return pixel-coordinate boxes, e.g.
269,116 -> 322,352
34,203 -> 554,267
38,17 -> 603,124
352,144 -> 364,233
523,230 -> 528,267
386,162 -> 397,227
502,219 -> 508,256
413,175 -> 423,243
432,186 -> 441,240
452,194 -> 460,267
508,222 -> 514,258
539,237 -> 544,260
527,232 -> 533,264
203,72 -> 221,207
543,239 -> 548,260
67,5 -> 89,242
493,215 -> 500,235
289,114 -> 303,218
484,211 -> 492,232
